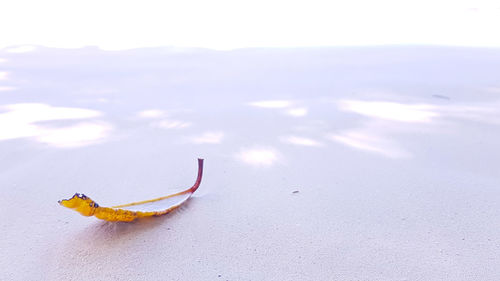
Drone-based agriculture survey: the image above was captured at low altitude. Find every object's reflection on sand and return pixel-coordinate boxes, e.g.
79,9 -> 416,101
338,98 -> 500,125
0,71 -> 8,80
236,147 -> 279,167
188,131 -> 224,144
329,127 -> 411,158
0,103 -> 111,147
0,86 -> 15,91
249,99 -> 309,117
281,135 -> 323,147
136,109 -> 166,118
337,100 -> 438,123
135,108 -> 192,129
330,98 -> 500,158
249,100 -> 293,109
152,119 -> 191,129
35,121 -> 112,147
285,107 -> 308,117
440,102 -> 500,124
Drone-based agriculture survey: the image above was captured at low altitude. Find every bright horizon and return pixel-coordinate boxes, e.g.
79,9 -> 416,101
1,0 -> 500,50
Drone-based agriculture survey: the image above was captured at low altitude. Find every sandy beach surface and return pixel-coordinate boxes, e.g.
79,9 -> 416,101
1,46 -> 499,280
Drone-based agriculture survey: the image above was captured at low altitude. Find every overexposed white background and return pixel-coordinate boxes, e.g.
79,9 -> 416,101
1,0 -> 499,50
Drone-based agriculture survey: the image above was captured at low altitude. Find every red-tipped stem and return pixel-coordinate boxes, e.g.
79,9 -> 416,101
188,158 -> 204,193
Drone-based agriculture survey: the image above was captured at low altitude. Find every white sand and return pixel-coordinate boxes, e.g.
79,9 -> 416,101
1,46 -> 500,280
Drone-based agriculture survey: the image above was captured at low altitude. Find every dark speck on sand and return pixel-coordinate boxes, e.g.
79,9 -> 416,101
432,94 -> 450,100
